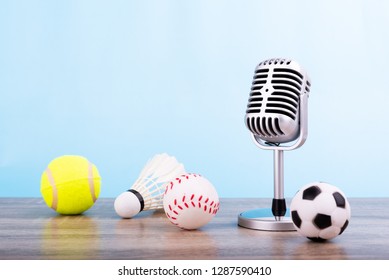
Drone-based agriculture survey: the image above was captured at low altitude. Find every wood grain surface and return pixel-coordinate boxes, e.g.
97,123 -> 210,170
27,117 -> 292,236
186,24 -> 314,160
0,198 -> 387,260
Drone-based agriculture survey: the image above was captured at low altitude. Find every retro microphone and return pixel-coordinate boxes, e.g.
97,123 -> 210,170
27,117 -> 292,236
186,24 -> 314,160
238,58 -> 311,231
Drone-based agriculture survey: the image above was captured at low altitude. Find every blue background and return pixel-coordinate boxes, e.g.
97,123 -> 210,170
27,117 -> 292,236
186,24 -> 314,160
1,0 -> 388,198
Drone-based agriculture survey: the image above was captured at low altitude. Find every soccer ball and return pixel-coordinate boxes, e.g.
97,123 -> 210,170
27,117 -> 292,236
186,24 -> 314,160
290,182 -> 351,242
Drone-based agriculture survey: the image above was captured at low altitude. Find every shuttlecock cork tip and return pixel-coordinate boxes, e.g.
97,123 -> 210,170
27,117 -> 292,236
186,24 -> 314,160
114,191 -> 144,218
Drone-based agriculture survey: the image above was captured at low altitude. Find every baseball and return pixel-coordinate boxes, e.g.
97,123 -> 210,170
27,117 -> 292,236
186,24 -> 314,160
163,173 -> 220,230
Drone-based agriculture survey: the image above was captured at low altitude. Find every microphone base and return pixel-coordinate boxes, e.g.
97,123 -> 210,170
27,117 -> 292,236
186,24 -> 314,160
238,208 -> 296,231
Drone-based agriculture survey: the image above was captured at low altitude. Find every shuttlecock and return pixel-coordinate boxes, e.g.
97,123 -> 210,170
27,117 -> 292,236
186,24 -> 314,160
114,153 -> 186,218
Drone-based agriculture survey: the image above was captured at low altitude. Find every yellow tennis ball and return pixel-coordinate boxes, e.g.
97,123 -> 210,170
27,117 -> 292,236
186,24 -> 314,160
40,155 -> 101,215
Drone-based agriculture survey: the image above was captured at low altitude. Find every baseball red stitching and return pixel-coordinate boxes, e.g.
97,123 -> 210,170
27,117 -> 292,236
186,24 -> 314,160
166,193 -> 219,226
164,173 -> 202,195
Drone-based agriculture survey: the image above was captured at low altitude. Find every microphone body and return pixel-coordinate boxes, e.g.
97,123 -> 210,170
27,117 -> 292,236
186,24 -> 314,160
245,58 -> 311,149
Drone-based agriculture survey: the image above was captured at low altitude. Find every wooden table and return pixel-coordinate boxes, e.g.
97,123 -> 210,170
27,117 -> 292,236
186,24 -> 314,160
0,198 -> 387,260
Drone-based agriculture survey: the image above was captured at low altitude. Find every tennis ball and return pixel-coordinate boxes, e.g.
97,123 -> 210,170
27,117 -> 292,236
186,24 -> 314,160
40,155 -> 101,215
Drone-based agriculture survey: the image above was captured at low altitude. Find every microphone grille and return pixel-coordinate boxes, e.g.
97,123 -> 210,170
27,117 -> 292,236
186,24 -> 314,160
245,58 -> 311,143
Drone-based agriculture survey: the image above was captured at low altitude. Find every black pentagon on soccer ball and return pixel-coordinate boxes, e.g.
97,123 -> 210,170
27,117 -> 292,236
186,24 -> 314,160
313,213 -> 332,229
302,185 -> 321,200
339,220 -> 349,235
308,237 -> 328,242
291,210 -> 302,228
333,192 -> 346,208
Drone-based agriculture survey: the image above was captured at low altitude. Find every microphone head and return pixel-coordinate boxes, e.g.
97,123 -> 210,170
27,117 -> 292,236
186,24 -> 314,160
245,58 -> 311,144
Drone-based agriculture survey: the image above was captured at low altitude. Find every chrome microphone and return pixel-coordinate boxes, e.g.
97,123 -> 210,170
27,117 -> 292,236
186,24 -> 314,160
238,58 -> 311,231
245,58 -> 311,148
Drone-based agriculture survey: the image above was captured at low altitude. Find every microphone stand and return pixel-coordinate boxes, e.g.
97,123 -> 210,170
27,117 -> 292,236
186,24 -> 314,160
273,149 -> 286,221
237,144 -> 295,231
